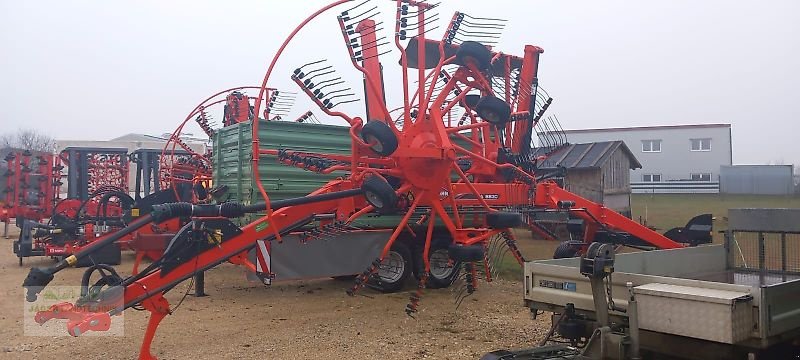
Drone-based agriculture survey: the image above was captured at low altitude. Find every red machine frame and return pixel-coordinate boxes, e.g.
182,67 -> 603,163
23,2 -> 694,359
2,150 -> 58,233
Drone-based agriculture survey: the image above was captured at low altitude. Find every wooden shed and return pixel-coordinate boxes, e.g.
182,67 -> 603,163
533,141 -> 641,217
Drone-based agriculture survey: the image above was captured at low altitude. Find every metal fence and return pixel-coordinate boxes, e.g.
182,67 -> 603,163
631,181 -> 720,194
725,208 -> 800,278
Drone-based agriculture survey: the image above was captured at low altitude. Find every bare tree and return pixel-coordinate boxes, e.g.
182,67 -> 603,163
0,128 -> 56,153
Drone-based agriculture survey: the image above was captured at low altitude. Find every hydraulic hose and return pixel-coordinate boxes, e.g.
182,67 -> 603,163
23,213 -> 154,302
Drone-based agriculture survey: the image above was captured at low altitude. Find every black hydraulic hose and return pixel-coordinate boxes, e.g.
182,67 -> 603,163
80,264 -> 122,298
72,186 -> 122,222
148,188 -> 364,222
99,191 -> 134,222
23,213 -> 154,302
120,222 -> 194,287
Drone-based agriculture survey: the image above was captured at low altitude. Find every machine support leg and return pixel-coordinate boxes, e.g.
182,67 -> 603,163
193,271 -> 207,297
627,282 -> 642,360
138,295 -> 170,360
590,277 -> 610,326
3,220 -> 9,239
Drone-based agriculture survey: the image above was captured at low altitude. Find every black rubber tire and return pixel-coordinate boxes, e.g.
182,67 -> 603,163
448,244 -> 484,263
371,241 -> 412,293
486,211 -> 523,229
414,238 -> 461,289
553,241 -> 579,259
361,175 -> 398,214
455,41 -> 492,70
461,94 -> 481,109
360,121 -> 398,156
475,95 -> 512,125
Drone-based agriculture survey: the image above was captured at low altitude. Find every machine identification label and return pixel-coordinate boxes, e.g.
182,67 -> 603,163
255,221 -> 269,233
539,279 -> 577,292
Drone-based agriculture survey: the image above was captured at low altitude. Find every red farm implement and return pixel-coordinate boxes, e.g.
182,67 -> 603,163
23,1 -> 710,359
2,150 -> 57,236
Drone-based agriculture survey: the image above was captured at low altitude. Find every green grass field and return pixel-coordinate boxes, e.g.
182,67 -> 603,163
631,193 -> 800,236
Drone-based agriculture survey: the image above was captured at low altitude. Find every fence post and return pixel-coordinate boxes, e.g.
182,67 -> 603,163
724,230 -> 734,269
758,232 -> 766,273
781,232 -> 787,273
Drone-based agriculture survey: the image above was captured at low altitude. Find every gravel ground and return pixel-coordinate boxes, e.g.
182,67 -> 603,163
0,228 -> 555,359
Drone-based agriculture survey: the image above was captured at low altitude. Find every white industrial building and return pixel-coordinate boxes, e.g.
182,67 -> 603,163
541,124 -> 732,193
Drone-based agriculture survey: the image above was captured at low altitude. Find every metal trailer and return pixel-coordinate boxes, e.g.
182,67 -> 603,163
218,119 -> 486,291
522,208 -> 800,360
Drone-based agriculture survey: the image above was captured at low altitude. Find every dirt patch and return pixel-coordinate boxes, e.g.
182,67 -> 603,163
0,227 -> 555,359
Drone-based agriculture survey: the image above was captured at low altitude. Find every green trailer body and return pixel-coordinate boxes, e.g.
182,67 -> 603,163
212,120 -> 401,227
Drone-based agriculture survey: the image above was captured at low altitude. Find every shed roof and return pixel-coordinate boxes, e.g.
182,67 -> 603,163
533,141 -> 642,170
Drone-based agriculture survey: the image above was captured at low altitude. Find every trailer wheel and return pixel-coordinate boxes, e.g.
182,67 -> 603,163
553,241 -> 579,259
371,242 -> 412,293
414,239 -> 461,289
455,41 -> 492,70
486,211 -> 523,228
448,243 -> 484,263
475,96 -> 512,125
360,121 -> 398,156
361,175 -> 398,214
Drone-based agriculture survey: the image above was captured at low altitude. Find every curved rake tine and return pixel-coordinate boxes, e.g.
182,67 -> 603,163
403,13 -> 439,30
295,59 -> 327,72
301,67 -> 335,81
546,117 -> 562,146
463,14 -> 508,22
331,98 -> 361,108
314,78 -> 345,90
341,0 -> 369,14
342,5 -> 378,22
361,48 -> 392,61
553,115 -> 567,144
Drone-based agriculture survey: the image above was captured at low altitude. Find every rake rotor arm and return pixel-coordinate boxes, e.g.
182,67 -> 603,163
534,182 -> 684,250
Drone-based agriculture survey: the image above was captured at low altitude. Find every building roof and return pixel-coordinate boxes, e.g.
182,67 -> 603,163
552,123 -> 731,134
110,133 -> 167,142
533,141 -> 642,170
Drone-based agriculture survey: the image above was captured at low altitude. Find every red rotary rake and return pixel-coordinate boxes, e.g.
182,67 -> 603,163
23,1 -> 707,359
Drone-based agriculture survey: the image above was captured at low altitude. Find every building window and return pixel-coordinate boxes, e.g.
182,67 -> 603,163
690,138 -> 711,151
691,173 -> 712,181
642,140 -> 661,152
642,174 -> 662,182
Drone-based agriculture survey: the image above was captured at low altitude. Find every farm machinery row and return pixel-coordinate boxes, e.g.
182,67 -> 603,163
22,1 -> 711,359
10,146 -> 210,272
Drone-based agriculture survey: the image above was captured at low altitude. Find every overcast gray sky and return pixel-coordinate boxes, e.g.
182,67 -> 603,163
1,0 -> 798,165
